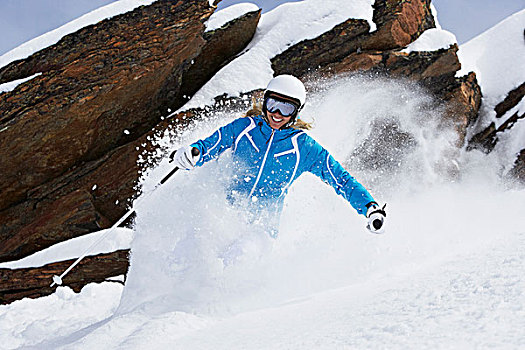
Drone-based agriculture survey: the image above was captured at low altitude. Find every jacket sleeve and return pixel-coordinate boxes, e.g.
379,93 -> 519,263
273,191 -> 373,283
190,117 -> 250,166
302,135 -> 375,216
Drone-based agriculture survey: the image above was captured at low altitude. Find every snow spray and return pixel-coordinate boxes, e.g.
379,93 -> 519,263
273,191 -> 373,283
117,75 -> 523,316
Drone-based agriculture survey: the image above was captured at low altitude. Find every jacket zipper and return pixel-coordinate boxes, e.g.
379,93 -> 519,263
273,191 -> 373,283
249,129 -> 275,197
266,129 -> 274,144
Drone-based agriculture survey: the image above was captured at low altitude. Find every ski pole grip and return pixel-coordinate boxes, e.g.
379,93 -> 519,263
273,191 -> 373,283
161,148 -> 199,185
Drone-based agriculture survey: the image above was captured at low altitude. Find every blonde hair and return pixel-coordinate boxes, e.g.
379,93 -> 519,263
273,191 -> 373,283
244,96 -> 312,130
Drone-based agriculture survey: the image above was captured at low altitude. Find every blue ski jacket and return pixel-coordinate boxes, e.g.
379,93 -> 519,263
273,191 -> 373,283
191,115 -> 375,218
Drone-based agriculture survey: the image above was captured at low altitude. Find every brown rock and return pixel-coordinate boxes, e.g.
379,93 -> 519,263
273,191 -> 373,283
468,82 -> 525,153
272,0 -> 435,78
320,51 -> 384,75
383,45 -> 460,88
1,190 -> 102,261
363,0 -> 435,50
495,82 -> 525,118
0,1 -> 260,213
0,0 -> 213,212
390,51 -> 481,147
468,109 -> 525,153
174,9 -> 261,108
271,19 -> 370,77
440,72 -> 482,146
508,149 -> 525,184
0,3 -> 261,262
0,250 -> 129,305
0,144 -> 138,262
271,0 -> 478,148
320,45 -> 461,91
349,119 -> 417,173
0,91 -> 257,263
467,123 -> 497,153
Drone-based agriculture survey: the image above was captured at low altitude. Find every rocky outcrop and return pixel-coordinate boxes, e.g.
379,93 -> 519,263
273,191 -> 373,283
509,149 -> 525,184
467,108 -> 524,153
0,0 -> 213,212
274,12 -> 480,147
315,44 -> 463,93
0,250 -> 129,304
272,0 -> 479,148
0,1 -> 261,263
467,82 -> 525,153
466,79 -> 525,184
0,87 -> 262,304
272,19 -> 371,78
364,0 -> 435,50
273,0 -> 435,77
439,72 -> 482,145
495,82 -> 525,119
467,81 -> 525,181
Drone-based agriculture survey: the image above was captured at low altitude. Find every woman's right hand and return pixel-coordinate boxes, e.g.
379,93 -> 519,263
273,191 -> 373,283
169,146 -> 199,170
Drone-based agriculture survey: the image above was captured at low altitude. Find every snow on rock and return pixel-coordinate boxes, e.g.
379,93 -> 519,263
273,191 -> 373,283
458,9 -> 525,171
430,4 -> 442,30
496,97 -> 525,130
0,0 -> 157,70
401,1 -> 457,53
181,0 -> 375,109
0,73 -> 41,93
0,283 -> 123,350
0,228 -> 132,269
205,3 -> 260,32
458,9 -> 525,104
402,28 -> 457,53
494,97 -> 525,172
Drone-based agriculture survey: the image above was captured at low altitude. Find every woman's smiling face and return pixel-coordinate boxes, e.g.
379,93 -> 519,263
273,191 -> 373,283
267,109 -> 292,130
264,94 -> 298,130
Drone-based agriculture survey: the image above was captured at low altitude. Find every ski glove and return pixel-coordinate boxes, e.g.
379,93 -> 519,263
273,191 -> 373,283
366,203 -> 386,234
170,146 -> 200,170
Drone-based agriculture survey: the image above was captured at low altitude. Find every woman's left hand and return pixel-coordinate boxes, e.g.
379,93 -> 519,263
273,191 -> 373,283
366,204 -> 386,234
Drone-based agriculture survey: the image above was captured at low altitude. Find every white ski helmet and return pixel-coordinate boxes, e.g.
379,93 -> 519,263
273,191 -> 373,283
264,75 -> 306,108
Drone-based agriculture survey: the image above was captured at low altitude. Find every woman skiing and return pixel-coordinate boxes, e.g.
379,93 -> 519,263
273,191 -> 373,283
171,75 -> 386,237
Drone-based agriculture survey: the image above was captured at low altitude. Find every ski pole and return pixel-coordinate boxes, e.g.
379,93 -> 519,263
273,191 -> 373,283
50,147 -> 199,287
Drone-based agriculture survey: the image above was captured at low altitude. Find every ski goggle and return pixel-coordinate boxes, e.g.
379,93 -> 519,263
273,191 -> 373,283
264,96 -> 299,117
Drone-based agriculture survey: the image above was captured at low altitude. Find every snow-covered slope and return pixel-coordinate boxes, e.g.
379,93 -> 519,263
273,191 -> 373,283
458,9 -> 525,172
3,71 -> 525,350
458,9 -> 525,105
1,2 -> 525,349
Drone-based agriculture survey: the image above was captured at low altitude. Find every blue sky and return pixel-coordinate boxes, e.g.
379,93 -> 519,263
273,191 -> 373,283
1,0 -> 524,56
